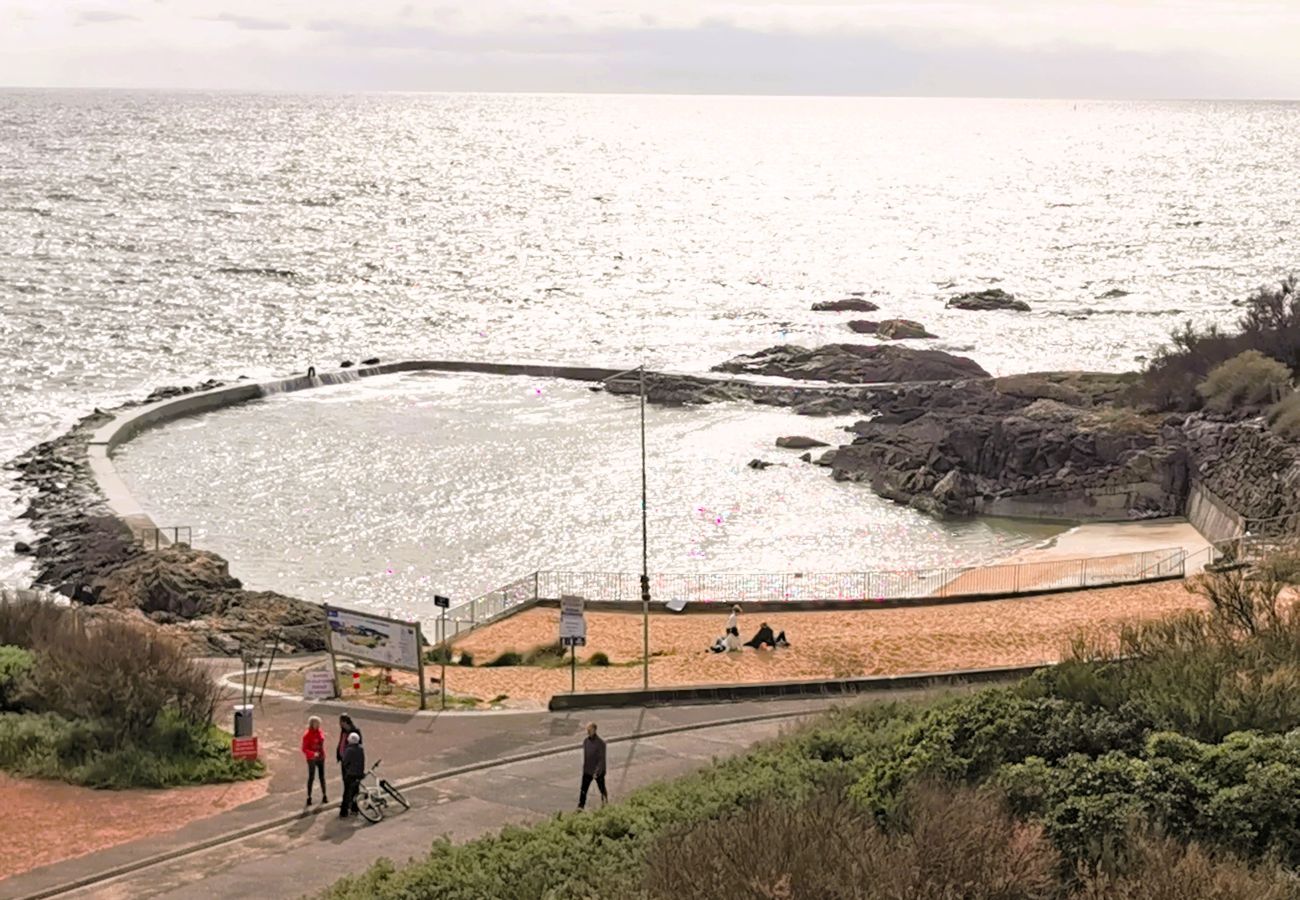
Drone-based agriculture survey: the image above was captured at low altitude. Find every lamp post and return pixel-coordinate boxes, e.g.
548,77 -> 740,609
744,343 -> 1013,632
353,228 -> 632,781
608,363 -> 651,690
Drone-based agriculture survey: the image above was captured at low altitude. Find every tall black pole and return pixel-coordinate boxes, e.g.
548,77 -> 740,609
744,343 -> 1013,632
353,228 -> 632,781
639,365 -> 650,689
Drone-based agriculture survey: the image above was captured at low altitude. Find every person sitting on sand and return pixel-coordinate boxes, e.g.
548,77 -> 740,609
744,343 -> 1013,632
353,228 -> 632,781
744,623 -> 790,650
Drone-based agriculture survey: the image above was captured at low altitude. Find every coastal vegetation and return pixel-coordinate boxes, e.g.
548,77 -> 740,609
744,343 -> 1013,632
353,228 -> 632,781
1138,274 -> 1300,418
0,596 -> 261,789
321,552 -> 1300,900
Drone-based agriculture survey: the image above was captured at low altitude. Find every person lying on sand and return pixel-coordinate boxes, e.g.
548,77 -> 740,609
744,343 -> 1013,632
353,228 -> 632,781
744,623 -> 790,649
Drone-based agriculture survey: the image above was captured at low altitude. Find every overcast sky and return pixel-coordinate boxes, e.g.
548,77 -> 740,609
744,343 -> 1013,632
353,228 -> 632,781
3,1 -> 1298,98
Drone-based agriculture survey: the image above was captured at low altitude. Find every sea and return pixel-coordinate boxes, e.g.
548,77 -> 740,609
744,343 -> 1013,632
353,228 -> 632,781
2,90 -> 1297,619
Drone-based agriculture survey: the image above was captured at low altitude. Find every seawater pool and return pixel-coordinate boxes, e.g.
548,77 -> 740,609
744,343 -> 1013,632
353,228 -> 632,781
112,372 -> 1063,624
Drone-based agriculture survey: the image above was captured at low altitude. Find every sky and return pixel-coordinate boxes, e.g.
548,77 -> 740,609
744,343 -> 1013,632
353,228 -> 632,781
2,0 -> 1298,98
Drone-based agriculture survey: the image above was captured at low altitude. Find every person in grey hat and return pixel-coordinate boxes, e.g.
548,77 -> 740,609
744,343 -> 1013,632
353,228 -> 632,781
340,731 -> 366,818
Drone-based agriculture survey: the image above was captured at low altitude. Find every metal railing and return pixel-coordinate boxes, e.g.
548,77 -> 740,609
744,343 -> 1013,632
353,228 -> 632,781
537,548 -> 1186,607
426,547 -> 1189,643
141,526 -> 192,550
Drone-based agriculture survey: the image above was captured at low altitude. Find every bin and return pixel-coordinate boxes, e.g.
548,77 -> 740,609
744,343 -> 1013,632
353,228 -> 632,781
233,704 -> 255,738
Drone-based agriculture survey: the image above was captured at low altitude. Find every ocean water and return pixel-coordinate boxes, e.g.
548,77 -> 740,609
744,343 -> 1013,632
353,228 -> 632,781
3,90 -> 1298,591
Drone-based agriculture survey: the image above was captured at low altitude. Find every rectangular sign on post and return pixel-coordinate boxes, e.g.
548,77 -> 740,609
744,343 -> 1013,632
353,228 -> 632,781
559,594 -> 584,616
303,667 -> 336,701
433,595 -> 450,609
559,613 -> 587,639
326,607 -> 422,672
231,737 -> 259,761
560,635 -> 586,647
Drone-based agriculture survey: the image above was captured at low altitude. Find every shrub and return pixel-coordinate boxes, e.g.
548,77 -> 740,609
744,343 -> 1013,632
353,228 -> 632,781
425,646 -> 453,665
483,651 -> 523,668
1135,276 -> 1300,412
0,710 -> 261,789
587,652 -> 611,667
1267,390 -> 1300,440
0,595 -> 67,648
1072,833 -> 1298,900
643,782 -> 1059,900
1196,350 -> 1290,414
457,651 -> 474,667
0,645 -> 33,711
522,641 -> 567,666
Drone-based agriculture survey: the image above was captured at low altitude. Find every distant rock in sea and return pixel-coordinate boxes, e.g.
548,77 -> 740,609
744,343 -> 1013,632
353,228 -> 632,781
1096,288 -> 1131,299
776,436 -> 829,449
876,319 -> 936,340
946,289 -> 1031,312
712,343 -> 989,383
812,298 -> 879,312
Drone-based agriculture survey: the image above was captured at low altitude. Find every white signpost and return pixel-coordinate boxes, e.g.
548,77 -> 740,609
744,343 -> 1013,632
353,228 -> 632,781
558,595 -> 587,691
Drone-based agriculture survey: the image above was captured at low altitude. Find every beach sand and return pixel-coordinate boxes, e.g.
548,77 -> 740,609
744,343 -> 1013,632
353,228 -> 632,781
429,580 -> 1206,706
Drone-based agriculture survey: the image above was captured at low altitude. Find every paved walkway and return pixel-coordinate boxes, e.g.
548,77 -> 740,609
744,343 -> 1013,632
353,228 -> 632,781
3,667 -> 884,900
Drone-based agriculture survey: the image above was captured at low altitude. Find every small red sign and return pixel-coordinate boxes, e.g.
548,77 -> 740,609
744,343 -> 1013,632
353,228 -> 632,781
231,737 -> 259,761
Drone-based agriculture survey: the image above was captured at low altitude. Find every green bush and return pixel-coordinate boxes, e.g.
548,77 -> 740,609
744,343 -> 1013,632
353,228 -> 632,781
0,710 -> 262,789
483,651 -> 524,668
522,641 -> 567,666
0,645 -> 33,711
1196,350 -> 1291,414
587,652 -> 611,667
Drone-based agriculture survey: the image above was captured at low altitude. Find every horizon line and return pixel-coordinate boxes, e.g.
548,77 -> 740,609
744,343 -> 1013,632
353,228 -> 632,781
2,84 -> 1298,103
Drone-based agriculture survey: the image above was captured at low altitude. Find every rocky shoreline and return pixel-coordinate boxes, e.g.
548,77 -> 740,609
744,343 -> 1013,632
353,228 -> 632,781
5,382 -> 326,655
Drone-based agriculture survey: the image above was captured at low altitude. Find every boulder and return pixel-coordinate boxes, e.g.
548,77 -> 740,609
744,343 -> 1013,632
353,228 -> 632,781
747,459 -> 777,470
340,360 -> 355,368
847,320 -> 879,334
799,452 -> 813,462
776,436 -> 830,449
812,298 -> 879,312
877,319 -> 936,340
946,289 -> 1031,312
712,344 -> 990,384
13,541 -> 31,555
1097,288 -> 1131,299
361,357 -> 380,365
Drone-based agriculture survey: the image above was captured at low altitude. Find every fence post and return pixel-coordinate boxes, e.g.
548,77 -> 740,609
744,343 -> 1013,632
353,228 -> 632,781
1081,558 -> 1088,587
533,571 -> 540,602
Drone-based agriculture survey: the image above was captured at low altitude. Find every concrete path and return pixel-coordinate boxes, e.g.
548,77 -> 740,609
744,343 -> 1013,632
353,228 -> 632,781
3,675 -> 871,900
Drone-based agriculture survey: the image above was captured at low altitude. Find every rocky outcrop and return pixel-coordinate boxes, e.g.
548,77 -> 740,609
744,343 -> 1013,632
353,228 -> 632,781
776,436 -> 829,449
824,375 -> 1185,518
6,383 -> 326,655
877,319 -> 935,340
1097,288 -> 1131,299
712,344 -> 989,384
946,289 -> 1031,312
813,298 -> 879,312
847,320 -> 879,334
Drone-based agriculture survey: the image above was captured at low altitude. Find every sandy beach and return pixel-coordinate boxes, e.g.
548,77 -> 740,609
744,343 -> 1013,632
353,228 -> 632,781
427,580 -> 1206,706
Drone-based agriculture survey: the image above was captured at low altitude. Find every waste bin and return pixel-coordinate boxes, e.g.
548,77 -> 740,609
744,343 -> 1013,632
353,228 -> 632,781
233,704 -> 254,738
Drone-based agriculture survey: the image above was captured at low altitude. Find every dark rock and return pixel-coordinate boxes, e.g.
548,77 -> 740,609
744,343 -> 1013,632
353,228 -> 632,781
747,458 -> 776,470
1097,288 -> 1131,299
813,298 -> 879,312
877,319 -> 936,340
799,452 -> 812,462
946,289 -> 1031,312
847,320 -> 879,334
340,360 -> 354,368
776,436 -> 830,449
361,357 -> 380,365
712,344 -> 990,384
13,541 -> 31,555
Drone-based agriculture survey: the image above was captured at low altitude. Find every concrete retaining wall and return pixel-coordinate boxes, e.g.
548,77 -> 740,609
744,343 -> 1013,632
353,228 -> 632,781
1185,479 -> 1246,545
547,662 -> 1051,710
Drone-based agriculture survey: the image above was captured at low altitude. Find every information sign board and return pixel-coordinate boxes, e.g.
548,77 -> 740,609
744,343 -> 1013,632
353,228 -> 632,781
326,607 -> 422,672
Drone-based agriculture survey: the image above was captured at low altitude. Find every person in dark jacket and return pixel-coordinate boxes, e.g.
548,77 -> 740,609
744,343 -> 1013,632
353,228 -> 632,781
339,732 -> 365,818
577,722 -> 608,810
336,714 -> 362,763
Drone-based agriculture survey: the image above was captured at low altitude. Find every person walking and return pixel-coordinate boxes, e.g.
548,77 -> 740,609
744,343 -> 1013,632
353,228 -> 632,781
301,715 -> 328,806
339,732 -> 365,818
577,722 -> 608,810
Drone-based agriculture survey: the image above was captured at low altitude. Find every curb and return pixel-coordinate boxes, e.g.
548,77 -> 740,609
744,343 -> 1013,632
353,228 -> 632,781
15,703 -> 845,900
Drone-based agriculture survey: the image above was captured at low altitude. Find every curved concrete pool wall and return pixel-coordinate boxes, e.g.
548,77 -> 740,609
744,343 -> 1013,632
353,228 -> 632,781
86,360 -> 630,542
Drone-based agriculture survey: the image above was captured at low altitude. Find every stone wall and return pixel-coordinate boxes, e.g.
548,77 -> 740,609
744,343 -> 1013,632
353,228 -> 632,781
1182,415 -> 1300,534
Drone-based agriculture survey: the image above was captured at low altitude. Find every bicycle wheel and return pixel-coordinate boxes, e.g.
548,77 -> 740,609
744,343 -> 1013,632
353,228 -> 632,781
355,792 -> 384,823
380,779 -> 410,810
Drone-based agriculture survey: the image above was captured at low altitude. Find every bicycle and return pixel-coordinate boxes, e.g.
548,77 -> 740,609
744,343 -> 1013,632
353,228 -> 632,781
353,760 -> 410,823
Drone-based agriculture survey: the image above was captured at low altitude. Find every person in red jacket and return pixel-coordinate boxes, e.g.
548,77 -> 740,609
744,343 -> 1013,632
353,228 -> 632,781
302,715 -> 328,806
